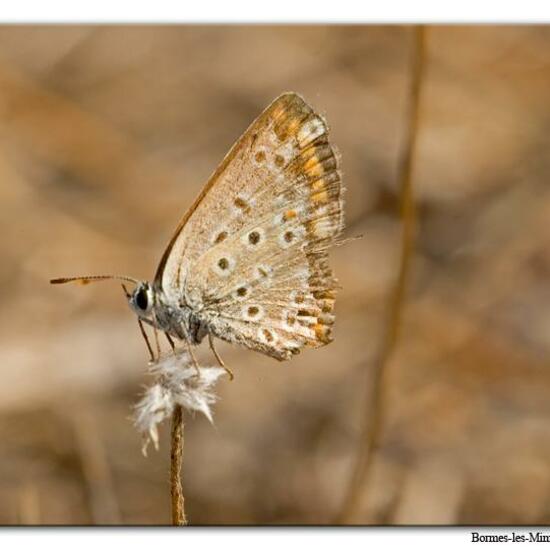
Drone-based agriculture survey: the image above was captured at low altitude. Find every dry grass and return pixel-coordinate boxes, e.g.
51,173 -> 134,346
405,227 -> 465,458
337,24 -> 426,524
170,406 -> 186,526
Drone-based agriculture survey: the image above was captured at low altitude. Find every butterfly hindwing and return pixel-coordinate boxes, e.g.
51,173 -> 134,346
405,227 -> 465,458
156,93 -> 344,360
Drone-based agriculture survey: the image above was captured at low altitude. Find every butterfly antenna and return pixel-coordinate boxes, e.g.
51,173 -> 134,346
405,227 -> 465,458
50,275 -> 140,286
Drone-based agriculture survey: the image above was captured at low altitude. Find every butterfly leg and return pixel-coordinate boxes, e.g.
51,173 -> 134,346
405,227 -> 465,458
137,318 -> 156,363
152,324 -> 162,361
148,309 -> 166,362
165,332 -> 176,352
162,329 -> 200,376
184,338 -> 202,377
126,283 -> 157,362
208,332 -> 234,381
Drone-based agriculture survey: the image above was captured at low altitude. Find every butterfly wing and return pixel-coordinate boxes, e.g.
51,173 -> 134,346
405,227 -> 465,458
156,93 -> 344,360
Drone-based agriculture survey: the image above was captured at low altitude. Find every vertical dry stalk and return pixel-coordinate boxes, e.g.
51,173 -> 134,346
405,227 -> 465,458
336,25 -> 427,524
170,405 -> 187,525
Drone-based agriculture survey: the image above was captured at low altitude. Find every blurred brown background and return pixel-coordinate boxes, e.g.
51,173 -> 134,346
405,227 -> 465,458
1,25 -> 550,525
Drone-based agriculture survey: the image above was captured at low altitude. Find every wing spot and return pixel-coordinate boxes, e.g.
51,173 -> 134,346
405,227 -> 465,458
236,286 -> 248,298
244,305 -> 264,321
256,265 -> 272,279
214,231 -> 228,244
260,328 -> 275,343
248,231 -> 261,245
242,228 -> 265,248
255,151 -> 266,163
277,129 -> 289,142
279,226 -> 305,248
285,312 -> 297,327
213,255 -> 235,277
274,154 -> 285,167
234,196 -> 249,210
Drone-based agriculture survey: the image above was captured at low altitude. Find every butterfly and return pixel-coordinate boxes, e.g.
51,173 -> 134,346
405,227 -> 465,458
51,92 -> 345,376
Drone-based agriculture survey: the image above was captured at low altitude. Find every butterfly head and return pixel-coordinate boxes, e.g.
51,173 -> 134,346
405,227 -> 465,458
128,281 -> 156,320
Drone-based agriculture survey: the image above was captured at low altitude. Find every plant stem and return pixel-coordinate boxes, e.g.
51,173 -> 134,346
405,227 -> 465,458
170,405 -> 187,525
336,25 -> 426,524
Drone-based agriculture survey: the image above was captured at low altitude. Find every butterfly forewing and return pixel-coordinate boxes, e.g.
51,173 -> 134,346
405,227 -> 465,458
156,93 -> 344,360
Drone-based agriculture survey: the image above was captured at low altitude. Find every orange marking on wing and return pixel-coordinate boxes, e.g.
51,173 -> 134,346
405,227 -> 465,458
311,179 -> 325,191
286,118 -> 300,136
272,104 -> 286,120
303,156 -> 317,171
304,157 -> 323,178
311,191 -> 329,204
313,323 -> 332,343
283,209 -> 297,222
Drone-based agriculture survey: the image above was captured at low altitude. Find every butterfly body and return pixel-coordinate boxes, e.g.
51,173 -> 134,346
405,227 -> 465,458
52,92 -> 346,364
129,281 -> 208,345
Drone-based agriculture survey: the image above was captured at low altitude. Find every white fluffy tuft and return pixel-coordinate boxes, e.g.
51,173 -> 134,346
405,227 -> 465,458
133,352 -> 227,455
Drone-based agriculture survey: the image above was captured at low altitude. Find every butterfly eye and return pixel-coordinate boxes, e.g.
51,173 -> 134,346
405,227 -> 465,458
135,286 -> 149,311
